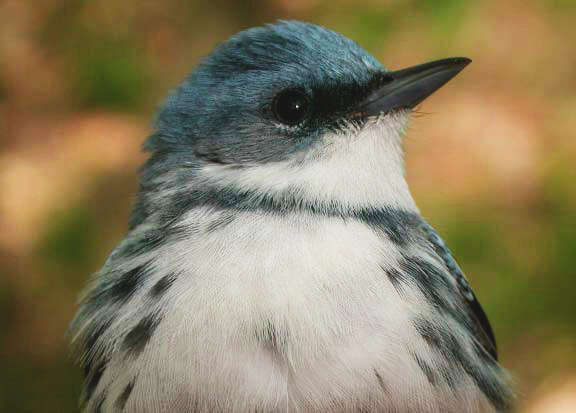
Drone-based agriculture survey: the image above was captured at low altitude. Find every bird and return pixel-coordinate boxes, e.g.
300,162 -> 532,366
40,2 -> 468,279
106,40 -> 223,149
70,20 -> 513,412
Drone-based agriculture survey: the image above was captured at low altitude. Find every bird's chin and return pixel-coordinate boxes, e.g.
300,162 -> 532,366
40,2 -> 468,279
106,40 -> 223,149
364,108 -> 412,128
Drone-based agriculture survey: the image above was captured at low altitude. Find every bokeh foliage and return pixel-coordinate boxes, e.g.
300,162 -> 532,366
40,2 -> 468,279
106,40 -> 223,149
1,0 -> 575,411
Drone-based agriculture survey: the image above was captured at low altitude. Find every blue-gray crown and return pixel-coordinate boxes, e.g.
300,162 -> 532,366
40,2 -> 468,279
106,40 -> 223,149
147,21 -> 387,165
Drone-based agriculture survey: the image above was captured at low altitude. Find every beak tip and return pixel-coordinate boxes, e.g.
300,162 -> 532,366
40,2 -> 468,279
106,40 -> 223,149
452,56 -> 472,68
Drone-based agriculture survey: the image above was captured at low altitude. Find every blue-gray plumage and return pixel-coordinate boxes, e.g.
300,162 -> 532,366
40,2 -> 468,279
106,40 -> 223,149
71,21 -> 513,412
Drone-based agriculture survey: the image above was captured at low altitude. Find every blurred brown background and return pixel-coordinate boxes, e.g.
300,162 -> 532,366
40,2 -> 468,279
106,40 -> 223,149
1,0 -> 575,411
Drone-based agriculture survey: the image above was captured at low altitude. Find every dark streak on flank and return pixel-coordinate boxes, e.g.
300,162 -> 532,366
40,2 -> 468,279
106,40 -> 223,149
122,313 -> 163,357
256,320 -> 285,358
110,264 -> 152,303
149,272 -> 178,299
399,256 -> 452,313
81,318 -> 113,367
438,364 -> 457,389
92,392 -> 106,413
121,225 -> 189,258
412,352 -> 437,385
373,368 -> 389,394
206,213 -> 236,233
413,317 -> 465,388
382,266 -> 407,293
76,262 -> 155,349
400,256 -> 452,290
413,317 -> 463,364
412,317 -> 511,410
115,379 -> 135,410
84,359 -> 106,403
453,343 -> 510,410
82,262 -> 154,315
413,317 -> 444,351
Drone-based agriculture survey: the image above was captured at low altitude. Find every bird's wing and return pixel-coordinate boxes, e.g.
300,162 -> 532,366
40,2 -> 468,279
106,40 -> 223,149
418,220 -> 498,360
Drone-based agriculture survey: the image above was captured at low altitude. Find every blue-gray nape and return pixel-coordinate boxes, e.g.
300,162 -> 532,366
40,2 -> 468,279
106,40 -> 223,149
146,21 -> 388,166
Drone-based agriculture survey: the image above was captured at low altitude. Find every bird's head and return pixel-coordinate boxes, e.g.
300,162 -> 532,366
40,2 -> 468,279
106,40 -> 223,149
141,21 -> 469,220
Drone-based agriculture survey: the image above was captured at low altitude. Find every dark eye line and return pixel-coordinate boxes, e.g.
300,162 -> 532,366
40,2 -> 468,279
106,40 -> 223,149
269,74 -> 387,130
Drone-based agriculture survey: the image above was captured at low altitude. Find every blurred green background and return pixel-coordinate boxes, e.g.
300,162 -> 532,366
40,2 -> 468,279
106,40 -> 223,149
1,0 -> 575,411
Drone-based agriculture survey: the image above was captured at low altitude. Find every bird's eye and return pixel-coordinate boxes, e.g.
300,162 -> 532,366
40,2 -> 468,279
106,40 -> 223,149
272,89 -> 310,126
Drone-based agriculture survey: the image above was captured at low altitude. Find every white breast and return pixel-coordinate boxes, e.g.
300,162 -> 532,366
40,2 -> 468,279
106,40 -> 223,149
97,209 -> 497,412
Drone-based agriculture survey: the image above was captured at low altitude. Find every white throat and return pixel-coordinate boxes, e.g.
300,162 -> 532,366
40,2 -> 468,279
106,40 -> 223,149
200,112 -> 418,213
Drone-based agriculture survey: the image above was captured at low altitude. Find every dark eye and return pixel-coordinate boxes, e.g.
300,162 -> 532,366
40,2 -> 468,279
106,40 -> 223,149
272,89 -> 310,126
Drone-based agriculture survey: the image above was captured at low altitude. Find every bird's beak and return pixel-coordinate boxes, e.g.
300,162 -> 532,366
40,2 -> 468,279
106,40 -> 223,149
357,57 -> 471,117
